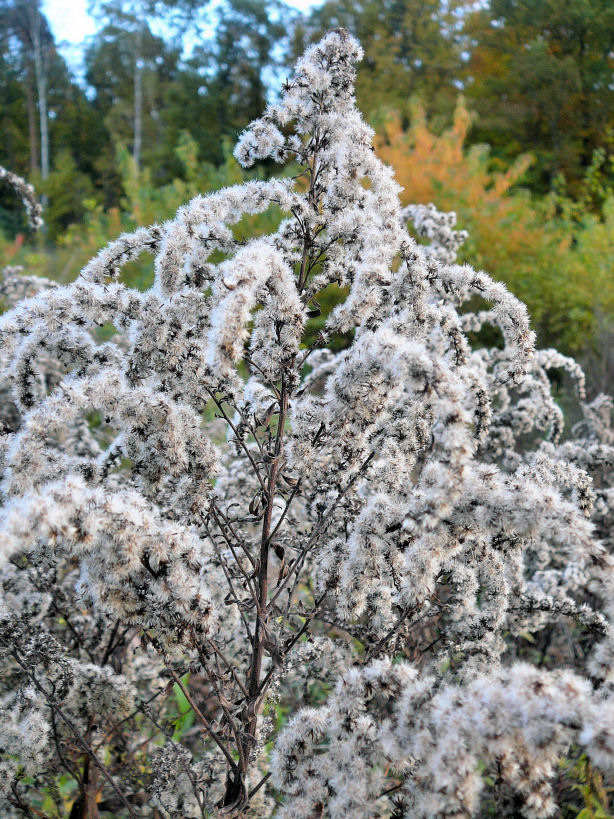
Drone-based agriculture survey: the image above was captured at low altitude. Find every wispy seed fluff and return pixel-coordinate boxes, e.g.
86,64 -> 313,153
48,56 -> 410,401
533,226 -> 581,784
0,28 -> 613,818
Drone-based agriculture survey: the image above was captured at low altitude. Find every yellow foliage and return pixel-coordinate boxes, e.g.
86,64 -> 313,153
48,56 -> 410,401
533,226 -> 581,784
376,99 -> 614,380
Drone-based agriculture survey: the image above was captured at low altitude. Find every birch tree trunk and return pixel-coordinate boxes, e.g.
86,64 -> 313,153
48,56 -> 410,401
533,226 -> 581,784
28,3 -> 48,213
25,63 -> 38,176
30,16 -> 48,183
133,23 -> 143,173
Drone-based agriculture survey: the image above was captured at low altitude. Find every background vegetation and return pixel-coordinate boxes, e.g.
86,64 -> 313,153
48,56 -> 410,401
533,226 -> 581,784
1,0 -> 613,386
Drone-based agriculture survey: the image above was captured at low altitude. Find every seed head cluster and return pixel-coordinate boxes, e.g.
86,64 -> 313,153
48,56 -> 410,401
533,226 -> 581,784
0,31 -> 613,818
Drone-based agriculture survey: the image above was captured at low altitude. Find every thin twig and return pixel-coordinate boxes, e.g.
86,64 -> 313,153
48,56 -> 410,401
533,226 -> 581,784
13,652 -> 138,819
267,451 -> 375,611
168,670 -> 239,775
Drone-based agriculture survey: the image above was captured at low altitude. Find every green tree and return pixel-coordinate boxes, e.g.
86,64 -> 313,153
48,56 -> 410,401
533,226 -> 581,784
164,0 -> 294,166
38,150 -> 96,239
0,0 -> 108,235
0,43 -> 31,177
461,0 -> 614,194
85,21 -> 181,184
0,0 -> 53,184
88,0 -> 205,172
294,0 -> 462,125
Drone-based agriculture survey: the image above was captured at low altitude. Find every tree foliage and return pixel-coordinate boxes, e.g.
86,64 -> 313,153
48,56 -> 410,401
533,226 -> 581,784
292,0 -> 462,124
376,98 -> 614,379
461,0 -> 614,193
166,0 -> 295,167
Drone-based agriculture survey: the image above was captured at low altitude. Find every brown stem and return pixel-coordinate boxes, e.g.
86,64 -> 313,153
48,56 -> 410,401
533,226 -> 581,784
203,636 -> 250,700
168,670 -> 238,776
297,128 -> 320,293
246,377 -> 288,704
267,451 -> 375,611
206,388 -> 268,494
222,378 -> 289,811
13,653 -> 137,819
362,605 -> 418,664
257,592 -> 328,699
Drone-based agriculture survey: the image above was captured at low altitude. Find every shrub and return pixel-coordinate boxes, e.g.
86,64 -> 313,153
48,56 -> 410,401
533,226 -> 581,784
376,100 -> 614,372
0,32 -> 614,818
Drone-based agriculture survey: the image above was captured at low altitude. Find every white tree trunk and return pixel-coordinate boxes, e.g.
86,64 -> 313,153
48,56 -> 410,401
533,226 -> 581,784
31,18 -> 48,183
133,23 -> 143,172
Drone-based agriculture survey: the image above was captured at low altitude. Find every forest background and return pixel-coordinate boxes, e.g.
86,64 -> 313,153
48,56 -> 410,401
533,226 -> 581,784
1,0 -> 614,393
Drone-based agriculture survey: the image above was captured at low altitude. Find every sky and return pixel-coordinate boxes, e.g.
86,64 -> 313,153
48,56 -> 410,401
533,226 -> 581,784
42,0 -> 97,70
42,0 -> 320,70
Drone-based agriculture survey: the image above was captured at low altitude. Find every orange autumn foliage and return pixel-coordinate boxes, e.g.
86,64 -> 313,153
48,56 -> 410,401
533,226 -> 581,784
376,99 -> 614,383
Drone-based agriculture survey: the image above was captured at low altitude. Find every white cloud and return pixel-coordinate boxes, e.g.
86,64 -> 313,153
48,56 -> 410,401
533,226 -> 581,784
43,0 -> 97,46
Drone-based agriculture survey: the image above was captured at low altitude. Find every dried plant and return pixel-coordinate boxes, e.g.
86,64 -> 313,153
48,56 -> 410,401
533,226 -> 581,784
0,165 -> 44,232
0,32 -> 613,818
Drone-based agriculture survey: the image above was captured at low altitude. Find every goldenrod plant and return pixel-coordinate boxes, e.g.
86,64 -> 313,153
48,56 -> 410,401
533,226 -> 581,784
0,33 -> 613,818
